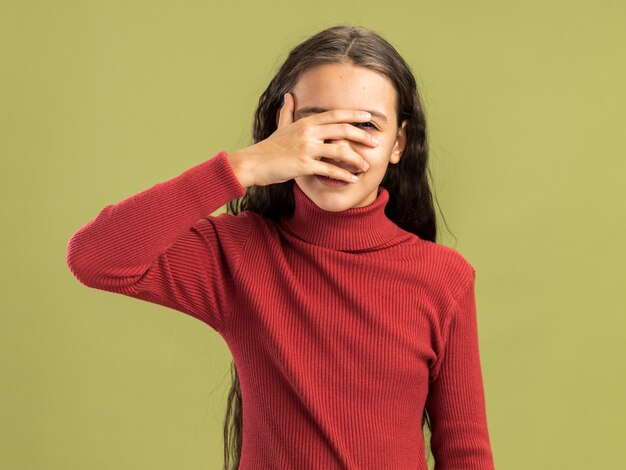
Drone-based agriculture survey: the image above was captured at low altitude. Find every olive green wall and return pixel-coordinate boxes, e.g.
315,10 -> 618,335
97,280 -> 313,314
2,1 -> 624,469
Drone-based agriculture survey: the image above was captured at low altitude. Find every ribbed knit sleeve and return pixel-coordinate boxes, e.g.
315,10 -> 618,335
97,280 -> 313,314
66,150 -> 250,333
424,269 -> 495,469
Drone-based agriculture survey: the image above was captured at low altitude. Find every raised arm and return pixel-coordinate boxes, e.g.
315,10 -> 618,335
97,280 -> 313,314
425,270 -> 496,469
66,150 -> 250,333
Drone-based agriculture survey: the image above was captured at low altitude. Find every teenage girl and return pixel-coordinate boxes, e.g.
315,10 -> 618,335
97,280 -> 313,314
67,24 -> 495,470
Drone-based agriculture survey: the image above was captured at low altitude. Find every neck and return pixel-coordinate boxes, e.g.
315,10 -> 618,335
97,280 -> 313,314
278,183 -> 407,251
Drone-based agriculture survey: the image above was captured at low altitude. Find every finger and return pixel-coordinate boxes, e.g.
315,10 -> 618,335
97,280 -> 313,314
310,160 -> 360,183
276,92 -> 293,129
307,109 -> 373,126
317,123 -> 379,148
321,143 -> 369,174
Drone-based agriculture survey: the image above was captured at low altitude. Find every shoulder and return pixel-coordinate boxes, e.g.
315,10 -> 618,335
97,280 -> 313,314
183,210 -> 285,271
418,238 -> 475,271
417,239 -> 476,296
203,209 -> 280,242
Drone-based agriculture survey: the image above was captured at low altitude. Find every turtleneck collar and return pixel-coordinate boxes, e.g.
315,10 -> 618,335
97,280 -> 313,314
278,183 -> 408,251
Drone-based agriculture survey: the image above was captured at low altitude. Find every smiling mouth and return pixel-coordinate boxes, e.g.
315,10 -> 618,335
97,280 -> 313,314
320,172 -> 363,180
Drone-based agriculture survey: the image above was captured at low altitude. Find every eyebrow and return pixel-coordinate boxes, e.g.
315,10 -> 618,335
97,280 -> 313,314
294,106 -> 388,123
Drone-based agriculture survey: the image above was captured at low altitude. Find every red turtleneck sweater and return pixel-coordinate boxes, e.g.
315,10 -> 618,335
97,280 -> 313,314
66,150 -> 495,469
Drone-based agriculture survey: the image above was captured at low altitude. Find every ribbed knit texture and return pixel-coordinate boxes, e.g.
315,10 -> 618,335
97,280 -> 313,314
66,150 -> 495,469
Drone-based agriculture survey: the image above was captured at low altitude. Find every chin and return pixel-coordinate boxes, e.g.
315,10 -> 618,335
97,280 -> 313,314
307,191 -> 358,213
313,197 -> 355,212
294,177 -> 361,212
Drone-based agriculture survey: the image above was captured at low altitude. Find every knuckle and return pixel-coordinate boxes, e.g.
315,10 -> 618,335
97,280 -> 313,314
301,141 -> 312,153
297,150 -> 308,164
301,125 -> 314,140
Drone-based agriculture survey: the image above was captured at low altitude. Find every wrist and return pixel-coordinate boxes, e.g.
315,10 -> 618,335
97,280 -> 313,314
228,147 -> 255,188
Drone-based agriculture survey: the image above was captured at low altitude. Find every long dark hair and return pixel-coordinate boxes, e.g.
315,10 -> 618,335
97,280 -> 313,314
221,23 -> 448,469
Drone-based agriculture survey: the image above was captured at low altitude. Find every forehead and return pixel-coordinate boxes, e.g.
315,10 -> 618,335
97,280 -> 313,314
292,63 -> 396,118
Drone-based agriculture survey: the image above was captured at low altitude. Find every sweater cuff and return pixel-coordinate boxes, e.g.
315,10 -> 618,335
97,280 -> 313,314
180,149 -> 247,217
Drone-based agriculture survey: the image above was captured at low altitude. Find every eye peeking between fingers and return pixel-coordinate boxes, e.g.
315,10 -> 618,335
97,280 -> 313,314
353,122 -> 378,130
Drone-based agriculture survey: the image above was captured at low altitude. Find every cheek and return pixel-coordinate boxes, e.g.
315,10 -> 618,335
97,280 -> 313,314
368,131 -> 395,151
357,131 -> 396,170
361,145 -> 392,170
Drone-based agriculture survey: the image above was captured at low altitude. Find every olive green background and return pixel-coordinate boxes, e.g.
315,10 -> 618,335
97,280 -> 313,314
2,1 -> 625,469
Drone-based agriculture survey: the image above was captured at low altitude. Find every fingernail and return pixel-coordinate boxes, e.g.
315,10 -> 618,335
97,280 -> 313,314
372,137 -> 380,146
362,161 -> 369,171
